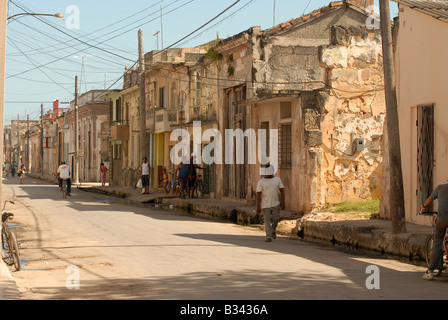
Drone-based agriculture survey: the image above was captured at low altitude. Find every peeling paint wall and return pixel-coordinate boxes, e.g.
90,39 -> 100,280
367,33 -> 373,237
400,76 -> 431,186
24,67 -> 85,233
250,7 -> 386,212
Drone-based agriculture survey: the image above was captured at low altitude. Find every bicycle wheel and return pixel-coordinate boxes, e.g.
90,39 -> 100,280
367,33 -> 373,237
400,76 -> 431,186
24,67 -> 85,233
2,231 -> 14,267
1,223 -> 7,250
425,235 -> 443,277
62,181 -> 68,199
8,231 -> 20,271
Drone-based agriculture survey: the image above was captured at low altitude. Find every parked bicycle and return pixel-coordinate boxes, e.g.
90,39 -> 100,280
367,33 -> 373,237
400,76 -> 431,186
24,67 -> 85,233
1,201 -> 20,271
418,210 -> 447,277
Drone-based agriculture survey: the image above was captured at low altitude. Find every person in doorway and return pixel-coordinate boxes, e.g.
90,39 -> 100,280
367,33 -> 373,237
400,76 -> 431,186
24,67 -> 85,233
420,183 -> 448,280
57,161 -> 72,196
256,165 -> 285,242
140,157 -> 150,194
175,156 -> 190,199
100,163 -> 108,186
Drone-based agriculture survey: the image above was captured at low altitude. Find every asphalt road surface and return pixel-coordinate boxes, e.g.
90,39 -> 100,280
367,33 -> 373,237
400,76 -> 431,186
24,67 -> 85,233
3,176 -> 448,301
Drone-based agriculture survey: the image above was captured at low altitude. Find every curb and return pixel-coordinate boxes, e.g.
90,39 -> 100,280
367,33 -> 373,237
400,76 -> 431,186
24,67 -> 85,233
0,259 -> 20,300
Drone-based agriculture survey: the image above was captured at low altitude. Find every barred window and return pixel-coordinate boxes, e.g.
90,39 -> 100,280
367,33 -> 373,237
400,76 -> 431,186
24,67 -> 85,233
279,123 -> 292,167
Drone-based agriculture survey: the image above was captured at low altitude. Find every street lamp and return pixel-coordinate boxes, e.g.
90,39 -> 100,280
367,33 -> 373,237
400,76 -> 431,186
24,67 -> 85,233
7,12 -> 64,21
0,2 -> 64,206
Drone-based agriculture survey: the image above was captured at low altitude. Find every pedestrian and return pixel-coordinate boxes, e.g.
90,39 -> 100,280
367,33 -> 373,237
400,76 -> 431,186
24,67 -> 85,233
19,163 -> 26,185
256,165 -> 285,242
57,161 -> 72,196
5,161 -> 10,177
162,168 -> 169,195
175,156 -> 190,199
140,157 -> 150,194
420,183 -> 448,280
11,161 -> 16,177
2,162 -> 5,175
100,163 -> 108,186
188,153 -> 204,198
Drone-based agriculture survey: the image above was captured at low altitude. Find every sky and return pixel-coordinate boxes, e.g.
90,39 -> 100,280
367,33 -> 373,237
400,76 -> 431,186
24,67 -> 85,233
4,0 -> 398,124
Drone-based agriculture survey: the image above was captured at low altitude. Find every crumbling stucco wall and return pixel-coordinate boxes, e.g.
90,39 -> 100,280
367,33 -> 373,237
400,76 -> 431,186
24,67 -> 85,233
252,8 -> 386,210
319,27 -> 385,205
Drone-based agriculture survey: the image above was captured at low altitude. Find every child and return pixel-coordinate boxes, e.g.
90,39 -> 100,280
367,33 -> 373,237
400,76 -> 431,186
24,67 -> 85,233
163,169 -> 169,195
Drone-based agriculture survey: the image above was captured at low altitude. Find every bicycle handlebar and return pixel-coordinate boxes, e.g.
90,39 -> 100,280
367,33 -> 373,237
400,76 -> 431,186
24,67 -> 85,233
418,211 -> 438,216
2,200 -> 14,212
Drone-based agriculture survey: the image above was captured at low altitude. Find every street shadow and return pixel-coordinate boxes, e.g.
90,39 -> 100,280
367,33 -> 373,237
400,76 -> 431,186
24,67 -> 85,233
7,177 -> 448,300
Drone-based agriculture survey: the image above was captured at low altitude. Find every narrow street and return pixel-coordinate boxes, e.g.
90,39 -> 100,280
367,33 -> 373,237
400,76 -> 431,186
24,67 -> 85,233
4,176 -> 448,300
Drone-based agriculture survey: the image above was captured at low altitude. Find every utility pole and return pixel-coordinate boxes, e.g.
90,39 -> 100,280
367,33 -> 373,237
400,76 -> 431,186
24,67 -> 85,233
379,0 -> 406,234
75,76 -> 79,184
0,0 -> 7,206
16,114 -> 19,164
40,104 -> 44,175
26,114 -> 29,168
160,6 -> 164,50
273,0 -> 276,26
138,30 -> 147,169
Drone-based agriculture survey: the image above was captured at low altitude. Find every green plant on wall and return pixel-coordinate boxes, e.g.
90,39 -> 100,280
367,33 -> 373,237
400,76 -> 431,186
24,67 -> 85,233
203,33 -> 223,67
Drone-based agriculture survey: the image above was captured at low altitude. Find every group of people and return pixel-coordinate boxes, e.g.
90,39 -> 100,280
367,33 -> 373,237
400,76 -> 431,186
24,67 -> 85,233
174,153 -> 204,199
138,154 -> 204,199
2,161 -> 27,184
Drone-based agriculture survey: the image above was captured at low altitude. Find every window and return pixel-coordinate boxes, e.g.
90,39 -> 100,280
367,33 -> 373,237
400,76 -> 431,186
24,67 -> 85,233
261,122 -> 270,158
279,123 -> 292,167
159,87 -> 166,109
280,101 -> 292,119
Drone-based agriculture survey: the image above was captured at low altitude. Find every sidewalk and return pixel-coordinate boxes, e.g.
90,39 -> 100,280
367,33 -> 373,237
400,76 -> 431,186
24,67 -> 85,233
82,182 -> 433,266
0,183 -> 21,300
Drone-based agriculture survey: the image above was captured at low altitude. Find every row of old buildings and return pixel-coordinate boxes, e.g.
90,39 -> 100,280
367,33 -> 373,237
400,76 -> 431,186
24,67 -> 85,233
5,0 -> 447,226
4,0 -> 387,215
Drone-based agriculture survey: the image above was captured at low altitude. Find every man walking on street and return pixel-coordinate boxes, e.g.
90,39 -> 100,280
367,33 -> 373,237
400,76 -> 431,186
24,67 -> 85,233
256,165 -> 285,242
420,183 -> 448,280
140,157 -> 150,194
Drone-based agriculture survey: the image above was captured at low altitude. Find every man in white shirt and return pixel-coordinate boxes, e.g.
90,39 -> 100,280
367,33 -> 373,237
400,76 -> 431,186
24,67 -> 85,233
57,161 -> 72,196
256,165 -> 285,242
140,157 -> 150,194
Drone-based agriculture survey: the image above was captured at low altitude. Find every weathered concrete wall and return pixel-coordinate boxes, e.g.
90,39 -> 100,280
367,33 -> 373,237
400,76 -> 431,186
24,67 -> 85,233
318,27 -> 385,205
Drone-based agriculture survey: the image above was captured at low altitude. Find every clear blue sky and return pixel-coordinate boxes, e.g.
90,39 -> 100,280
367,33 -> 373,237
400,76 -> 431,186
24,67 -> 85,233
4,0 -> 398,124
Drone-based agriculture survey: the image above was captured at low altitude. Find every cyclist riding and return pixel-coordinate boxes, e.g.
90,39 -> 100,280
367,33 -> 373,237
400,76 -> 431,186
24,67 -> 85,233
420,182 -> 448,280
57,161 -> 72,197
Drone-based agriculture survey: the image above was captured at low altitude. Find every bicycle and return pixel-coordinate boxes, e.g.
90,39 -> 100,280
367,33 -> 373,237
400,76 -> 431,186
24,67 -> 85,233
61,179 -> 68,199
419,210 -> 448,277
1,201 -> 21,271
196,174 -> 204,198
165,174 -> 175,195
